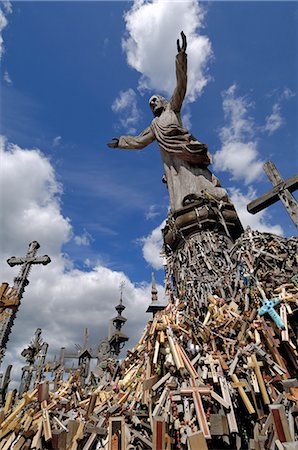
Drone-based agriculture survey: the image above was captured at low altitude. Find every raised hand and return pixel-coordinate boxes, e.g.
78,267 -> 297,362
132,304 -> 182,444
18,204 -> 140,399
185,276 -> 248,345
107,138 -> 119,148
177,31 -> 187,53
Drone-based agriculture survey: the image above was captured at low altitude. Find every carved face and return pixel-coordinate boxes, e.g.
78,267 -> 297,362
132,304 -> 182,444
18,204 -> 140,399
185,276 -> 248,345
149,95 -> 167,117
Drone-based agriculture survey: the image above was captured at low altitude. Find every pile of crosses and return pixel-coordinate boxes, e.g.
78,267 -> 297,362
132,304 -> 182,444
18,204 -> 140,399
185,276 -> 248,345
0,227 -> 297,449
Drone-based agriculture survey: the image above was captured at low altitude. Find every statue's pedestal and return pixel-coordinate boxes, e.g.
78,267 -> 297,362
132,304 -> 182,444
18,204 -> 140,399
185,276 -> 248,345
162,199 -> 243,252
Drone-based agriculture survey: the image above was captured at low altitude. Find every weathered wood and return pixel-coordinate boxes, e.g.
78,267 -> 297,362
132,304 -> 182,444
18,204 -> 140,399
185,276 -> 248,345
188,431 -> 208,450
247,161 -> 298,227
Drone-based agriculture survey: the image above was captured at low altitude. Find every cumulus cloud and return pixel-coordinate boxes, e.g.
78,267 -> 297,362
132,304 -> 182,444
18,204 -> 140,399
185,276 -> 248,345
229,187 -> 283,236
0,137 -> 154,378
122,0 -> 212,102
0,1 -> 12,59
140,220 -> 166,270
214,84 -> 264,184
112,88 -> 141,133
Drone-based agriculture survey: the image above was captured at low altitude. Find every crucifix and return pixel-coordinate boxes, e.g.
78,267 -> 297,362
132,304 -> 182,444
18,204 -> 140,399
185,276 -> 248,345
0,241 -> 51,365
247,161 -> 298,228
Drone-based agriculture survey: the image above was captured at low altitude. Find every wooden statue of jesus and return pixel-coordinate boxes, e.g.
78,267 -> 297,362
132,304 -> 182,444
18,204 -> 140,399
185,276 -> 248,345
108,32 -> 228,213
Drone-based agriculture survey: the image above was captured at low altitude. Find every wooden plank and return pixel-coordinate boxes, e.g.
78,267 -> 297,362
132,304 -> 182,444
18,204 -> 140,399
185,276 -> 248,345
247,173 -> 298,214
152,416 -> 165,450
188,431 -> 208,450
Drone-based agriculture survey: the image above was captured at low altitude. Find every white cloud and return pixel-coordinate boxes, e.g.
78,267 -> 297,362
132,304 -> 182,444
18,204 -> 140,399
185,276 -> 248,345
214,84 -> 264,184
122,0 -> 212,102
145,204 -> 161,220
1,1 -> 12,14
262,86 -> 296,135
229,187 -> 283,236
74,230 -> 93,246
182,105 -> 192,130
0,136 -> 154,378
112,88 -> 140,133
52,135 -> 62,147
282,87 -> 295,100
0,1 -> 12,59
264,102 -> 283,135
3,68 -> 12,84
140,220 -> 166,270
0,136 -> 72,255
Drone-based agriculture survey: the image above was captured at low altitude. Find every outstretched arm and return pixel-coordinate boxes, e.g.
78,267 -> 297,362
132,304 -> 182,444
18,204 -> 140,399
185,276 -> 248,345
170,31 -> 187,113
107,126 -> 155,150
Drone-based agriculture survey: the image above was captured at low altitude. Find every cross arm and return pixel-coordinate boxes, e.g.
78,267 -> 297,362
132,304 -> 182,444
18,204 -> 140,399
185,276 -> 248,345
247,174 -> 298,214
7,255 -> 51,266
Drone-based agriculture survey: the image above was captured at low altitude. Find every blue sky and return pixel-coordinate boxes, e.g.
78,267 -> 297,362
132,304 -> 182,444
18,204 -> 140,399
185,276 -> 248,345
0,1 -> 297,374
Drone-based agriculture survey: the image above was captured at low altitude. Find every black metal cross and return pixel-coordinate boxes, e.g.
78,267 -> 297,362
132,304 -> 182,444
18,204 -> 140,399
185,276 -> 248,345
247,161 -> 298,228
7,240 -> 51,297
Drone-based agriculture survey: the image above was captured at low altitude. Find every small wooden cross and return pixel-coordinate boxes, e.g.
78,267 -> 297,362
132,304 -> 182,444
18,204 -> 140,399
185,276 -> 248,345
248,354 -> 270,405
247,161 -> 298,228
231,374 -> 255,414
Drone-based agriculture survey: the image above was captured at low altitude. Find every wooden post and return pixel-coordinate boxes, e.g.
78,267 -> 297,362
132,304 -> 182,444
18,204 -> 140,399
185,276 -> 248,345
250,354 -> 270,405
270,404 -> 292,443
152,416 -> 165,450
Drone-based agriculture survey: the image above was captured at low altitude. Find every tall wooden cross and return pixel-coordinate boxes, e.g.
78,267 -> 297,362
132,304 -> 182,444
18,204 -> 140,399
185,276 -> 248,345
247,161 -> 298,228
0,241 -> 51,365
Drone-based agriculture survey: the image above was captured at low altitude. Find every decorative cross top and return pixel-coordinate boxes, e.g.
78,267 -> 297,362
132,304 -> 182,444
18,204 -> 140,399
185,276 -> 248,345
247,161 -> 298,228
258,297 -> 285,329
7,241 -> 51,297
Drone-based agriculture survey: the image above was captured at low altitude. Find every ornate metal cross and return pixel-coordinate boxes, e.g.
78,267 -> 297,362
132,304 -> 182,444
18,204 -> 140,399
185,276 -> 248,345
7,240 -> 51,297
0,241 -> 51,365
247,161 -> 298,228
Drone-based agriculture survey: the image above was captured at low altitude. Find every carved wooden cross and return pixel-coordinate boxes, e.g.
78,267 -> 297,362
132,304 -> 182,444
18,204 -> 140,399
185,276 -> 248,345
7,241 -> 51,297
247,161 -> 298,228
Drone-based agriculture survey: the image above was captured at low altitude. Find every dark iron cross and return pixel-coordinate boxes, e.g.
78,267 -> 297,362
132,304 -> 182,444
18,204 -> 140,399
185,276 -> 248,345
7,240 -> 51,297
0,242 -> 51,365
247,161 -> 298,228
